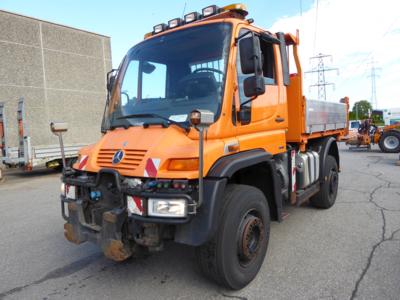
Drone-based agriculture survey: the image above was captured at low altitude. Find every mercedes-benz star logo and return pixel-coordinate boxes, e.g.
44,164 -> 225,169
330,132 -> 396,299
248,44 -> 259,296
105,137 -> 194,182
112,150 -> 125,165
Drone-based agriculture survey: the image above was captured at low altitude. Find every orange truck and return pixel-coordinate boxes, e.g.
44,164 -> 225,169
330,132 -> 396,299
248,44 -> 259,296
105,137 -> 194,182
55,4 -> 349,289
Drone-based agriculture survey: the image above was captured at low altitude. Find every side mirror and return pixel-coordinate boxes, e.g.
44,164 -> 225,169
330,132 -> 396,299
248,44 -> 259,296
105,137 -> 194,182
243,76 -> 265,97
142,61 -> 156,74
50,122 -> 68,134
239,36 -> 263,75
106,69 -> 118,94
107,74 -> 116,93
239,35 -> 265,98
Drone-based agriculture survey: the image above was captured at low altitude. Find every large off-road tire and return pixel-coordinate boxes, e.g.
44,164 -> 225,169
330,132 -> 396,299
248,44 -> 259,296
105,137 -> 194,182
310,155 -> 338,209
196,184 -> 270,290
379,131 -> 400,153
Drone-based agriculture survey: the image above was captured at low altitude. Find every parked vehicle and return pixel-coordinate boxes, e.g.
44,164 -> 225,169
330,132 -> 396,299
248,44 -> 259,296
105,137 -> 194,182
2,98 -> 86,171
346,118 -> 400,153
349,120 -> 361,133
56,4 -> 349,289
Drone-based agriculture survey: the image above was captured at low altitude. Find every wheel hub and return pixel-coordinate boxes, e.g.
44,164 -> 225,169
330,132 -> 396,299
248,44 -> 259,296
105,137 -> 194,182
384,136 -> 400,150
238,214 -> 264,263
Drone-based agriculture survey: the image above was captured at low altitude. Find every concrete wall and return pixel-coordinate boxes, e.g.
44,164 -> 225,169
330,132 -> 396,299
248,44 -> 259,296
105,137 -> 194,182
0,10 -> 112,148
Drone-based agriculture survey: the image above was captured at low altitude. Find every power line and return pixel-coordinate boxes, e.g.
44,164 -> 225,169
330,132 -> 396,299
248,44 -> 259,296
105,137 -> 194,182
181,2 -> 187,19
344,14 -> 399,78
299,0 -> 303,16
367,58 -> 381,109
313,0 -> 319,54
305,54 -> 339,101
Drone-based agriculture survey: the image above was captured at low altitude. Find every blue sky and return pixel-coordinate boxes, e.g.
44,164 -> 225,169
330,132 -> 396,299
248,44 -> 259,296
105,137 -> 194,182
0,0 -> 313,67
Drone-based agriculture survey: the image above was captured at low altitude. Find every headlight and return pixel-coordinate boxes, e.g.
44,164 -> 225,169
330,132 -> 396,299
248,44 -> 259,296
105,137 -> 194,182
148,198 -> 187,218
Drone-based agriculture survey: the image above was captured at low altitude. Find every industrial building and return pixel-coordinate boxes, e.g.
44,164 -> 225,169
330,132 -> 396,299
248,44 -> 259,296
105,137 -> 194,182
0,10 -> 112,150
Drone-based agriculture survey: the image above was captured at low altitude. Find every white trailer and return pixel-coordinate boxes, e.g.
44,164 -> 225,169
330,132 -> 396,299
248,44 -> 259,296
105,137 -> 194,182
2,98 -> 87,171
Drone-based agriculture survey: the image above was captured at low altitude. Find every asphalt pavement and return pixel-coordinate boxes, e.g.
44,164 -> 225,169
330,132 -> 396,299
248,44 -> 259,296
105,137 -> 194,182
0,144 -> 399,300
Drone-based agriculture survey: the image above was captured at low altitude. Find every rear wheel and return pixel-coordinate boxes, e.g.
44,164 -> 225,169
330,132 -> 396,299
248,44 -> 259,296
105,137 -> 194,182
310,155 -> 338,209
379,131 -> 400,153
196,184 -> 270,290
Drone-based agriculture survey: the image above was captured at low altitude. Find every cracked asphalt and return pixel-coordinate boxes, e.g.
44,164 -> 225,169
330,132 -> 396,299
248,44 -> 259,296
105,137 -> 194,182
0,144 -> 399,300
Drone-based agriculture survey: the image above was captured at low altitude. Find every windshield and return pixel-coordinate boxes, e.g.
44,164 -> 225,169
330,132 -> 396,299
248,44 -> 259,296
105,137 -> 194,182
104,23 -> 232,130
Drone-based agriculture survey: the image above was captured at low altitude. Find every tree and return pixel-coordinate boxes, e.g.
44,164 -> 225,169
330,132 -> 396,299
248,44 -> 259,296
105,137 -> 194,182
352,100 -> 372,120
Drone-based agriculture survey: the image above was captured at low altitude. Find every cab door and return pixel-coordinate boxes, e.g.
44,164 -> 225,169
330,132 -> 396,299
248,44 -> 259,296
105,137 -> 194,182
234,29 -> 287,154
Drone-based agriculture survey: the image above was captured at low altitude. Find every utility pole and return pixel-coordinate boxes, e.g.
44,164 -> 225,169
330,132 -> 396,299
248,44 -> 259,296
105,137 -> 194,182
367,58 -> 380,109
305,53 -> 339,101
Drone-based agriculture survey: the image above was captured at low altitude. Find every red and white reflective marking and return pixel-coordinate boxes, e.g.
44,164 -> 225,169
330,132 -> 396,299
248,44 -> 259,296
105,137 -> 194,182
144,158 -> 161,177
65,184 -> 76,200
78,155 -> 89,170
127,196 -> 144,215
291,150 -> 296,192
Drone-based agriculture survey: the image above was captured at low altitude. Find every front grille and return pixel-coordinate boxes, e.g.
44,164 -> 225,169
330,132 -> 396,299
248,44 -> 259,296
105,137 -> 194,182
96,149 -> 147,171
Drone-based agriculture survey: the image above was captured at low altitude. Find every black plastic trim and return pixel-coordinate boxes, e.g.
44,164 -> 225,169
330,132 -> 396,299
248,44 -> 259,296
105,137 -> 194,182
310,136 -> 339,181
174,178 -> 227,246
276,32 -> 290,86
208,149 -> 272,178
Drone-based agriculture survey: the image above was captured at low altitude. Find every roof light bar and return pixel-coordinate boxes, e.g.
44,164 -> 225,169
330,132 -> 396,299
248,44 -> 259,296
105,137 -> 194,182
184,11 -> 200,23
202,5 -> 220,17
153,23 -> 167,34
168,18 -> 183,29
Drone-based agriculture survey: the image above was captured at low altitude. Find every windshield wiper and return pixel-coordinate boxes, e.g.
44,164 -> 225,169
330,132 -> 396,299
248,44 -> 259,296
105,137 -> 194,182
117,113 -> 190,132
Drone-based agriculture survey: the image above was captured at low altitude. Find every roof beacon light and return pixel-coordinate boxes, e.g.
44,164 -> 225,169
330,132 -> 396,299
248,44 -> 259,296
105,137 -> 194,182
168,18 -> 183,29
222,3 -> 249,17
184,12 -> 200,23
153,23 -> 167,34
202,5 -> 219,17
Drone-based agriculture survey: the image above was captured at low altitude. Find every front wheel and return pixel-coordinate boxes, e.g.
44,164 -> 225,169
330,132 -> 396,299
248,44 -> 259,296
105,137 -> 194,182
379,131 -> 400,153
196,184 -> 270,290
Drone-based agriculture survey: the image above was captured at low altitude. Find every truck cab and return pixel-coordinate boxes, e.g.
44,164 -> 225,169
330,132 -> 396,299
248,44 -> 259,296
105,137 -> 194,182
59,4 -> 348,290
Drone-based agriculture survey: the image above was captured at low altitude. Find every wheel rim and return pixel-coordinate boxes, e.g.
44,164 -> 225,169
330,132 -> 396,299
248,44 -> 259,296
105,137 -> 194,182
237,211 -> 264,266
384,136 -> 400,150
328,168 -> 338,199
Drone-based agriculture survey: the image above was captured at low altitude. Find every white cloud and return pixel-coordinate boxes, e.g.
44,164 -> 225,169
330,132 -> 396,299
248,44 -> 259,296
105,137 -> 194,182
269,0 -> 400,109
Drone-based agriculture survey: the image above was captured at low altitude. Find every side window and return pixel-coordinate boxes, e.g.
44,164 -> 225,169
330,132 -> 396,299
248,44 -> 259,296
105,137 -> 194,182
260,40 -> 276,85
120,60 -> 139,105
142,62 -> 167,99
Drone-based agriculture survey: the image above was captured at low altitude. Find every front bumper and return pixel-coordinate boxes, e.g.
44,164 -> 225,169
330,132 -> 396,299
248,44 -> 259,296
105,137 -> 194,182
61,169 -> 197,260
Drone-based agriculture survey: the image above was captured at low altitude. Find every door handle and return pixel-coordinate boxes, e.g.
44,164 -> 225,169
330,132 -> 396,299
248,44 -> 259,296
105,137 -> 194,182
275,117 -> 285,123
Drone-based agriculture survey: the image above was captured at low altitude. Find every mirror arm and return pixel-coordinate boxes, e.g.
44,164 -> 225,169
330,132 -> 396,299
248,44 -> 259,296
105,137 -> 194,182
239,96 -> 257,109
260,32 -> 281,44
235,30 -> 252,45
236,31 -> 280,46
